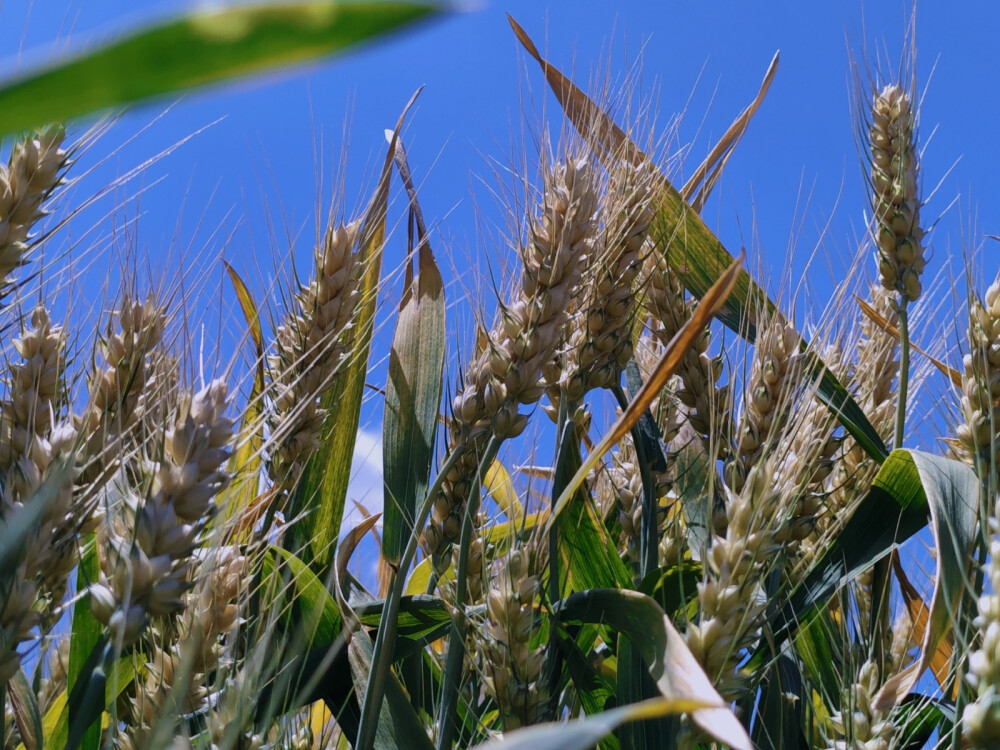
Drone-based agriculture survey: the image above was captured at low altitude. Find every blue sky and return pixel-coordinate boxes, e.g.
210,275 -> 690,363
0,1 -> 993,583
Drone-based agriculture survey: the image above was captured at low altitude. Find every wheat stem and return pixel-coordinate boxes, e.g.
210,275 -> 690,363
893,296 -> 910,451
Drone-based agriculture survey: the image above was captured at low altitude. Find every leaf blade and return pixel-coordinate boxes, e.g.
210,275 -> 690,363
289,92 -> 418,573
382,138 -> 445,566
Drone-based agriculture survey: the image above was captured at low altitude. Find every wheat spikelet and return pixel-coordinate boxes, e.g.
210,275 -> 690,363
869,84 -> 924,302
424,155 -> 599,556
644,247 -> 732,460
0,127 -> 68,296
0,306 -> 78,681
267,219 -> 361,494
828,660 -> 893,750
480,540 -> 548,730
725,316 -> 803,494
90,379 -> 234,646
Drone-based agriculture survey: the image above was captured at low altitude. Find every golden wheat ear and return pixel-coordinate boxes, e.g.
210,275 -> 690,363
266,218 -> 362,498
425,153 -> 600,557
0,127 -> 70,305
90,379 -> 234,647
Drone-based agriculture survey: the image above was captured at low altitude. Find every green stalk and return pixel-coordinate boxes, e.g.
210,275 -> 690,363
435,436 -> 502,750
356,445 -> 467,750
550,397 -> 570,611
893,295 -> 910,452
539,398 -> 573,723
873,293 -> 911,670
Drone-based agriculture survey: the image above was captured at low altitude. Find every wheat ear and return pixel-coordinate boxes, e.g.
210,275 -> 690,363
267,219 -> 361,495
828,660 -> 893,750
89,379 -> 234,646
424,156 -> 599,557
961,277 -> 1000,748
0,127 -> 68,296
0,306 -> 76,682
870,85 -> 924,302
481,539 -> 548,730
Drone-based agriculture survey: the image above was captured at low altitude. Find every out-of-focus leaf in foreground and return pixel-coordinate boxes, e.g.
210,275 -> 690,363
0,2 -> 442,137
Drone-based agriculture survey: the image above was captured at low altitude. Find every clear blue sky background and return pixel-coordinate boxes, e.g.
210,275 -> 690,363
0,1 -> 993,581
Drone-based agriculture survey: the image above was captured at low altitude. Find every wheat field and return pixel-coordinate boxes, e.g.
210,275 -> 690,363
0,4 -> 997,750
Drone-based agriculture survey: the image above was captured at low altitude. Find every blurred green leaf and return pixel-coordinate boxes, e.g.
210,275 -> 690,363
553,422 -> 631,594
7,670 -> 41,750
637,560 -> 701,619
63,537 -> 103,750
264,546 -> 342,648
751,653 -> 806,750
347,625 -> 435,750
472,697 -> 714,750
355,596 -> 450,650
0,2 -> 441,136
